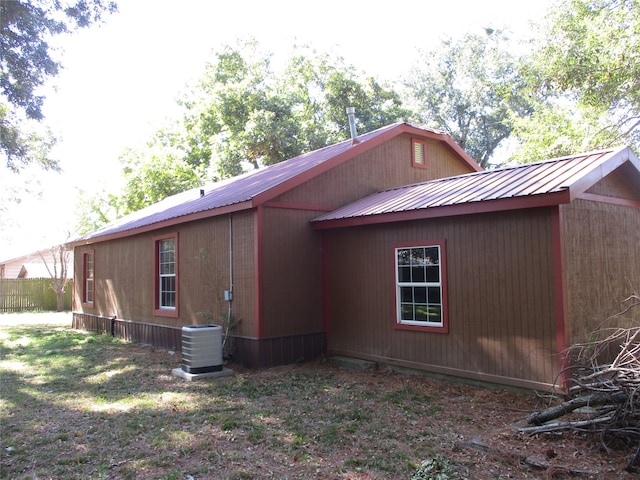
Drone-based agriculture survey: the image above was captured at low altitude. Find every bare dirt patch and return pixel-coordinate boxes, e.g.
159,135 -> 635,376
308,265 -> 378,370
0,319 -> 636,479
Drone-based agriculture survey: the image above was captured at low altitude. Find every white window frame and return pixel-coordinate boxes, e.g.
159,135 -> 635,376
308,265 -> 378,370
395,241 -> 448,332
158,238 -> 176,309
83,251 -> 94,306
154,233 -> 178,317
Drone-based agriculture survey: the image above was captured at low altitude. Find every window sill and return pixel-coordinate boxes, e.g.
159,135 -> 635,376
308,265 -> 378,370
395,322 -> 448,334
154,308 -> 178,318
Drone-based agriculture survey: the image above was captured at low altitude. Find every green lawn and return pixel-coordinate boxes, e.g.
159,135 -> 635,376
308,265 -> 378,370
0,314 -> 616,479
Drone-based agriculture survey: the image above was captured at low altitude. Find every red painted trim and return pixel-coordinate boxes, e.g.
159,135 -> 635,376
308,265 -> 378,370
312,190 -> 572,230
551,206 -> 569,388
321,232 -> 330,349
411,138 -> 428,169
152,232 -> 179,319
578,192 -> 640,208
69,201 -> 253,248
254,206 -> 264,338
392,239 -> 449,334
263,201 -> 335,212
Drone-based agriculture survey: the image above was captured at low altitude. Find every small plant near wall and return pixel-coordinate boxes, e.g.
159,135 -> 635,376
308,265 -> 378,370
195,247 -> 241,361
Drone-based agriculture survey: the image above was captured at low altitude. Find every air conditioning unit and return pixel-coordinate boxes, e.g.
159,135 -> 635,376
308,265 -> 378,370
181,325 -> 223,374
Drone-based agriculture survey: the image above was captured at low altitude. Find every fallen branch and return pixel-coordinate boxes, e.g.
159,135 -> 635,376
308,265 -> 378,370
526,391 -> 627,426
518,295 -> 640,472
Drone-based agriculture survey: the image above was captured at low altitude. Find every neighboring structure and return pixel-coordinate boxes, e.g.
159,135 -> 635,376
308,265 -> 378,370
1,249 -> 73,279
70,122 -> 640,391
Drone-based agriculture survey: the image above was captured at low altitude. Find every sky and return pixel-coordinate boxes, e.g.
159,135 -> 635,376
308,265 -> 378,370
0,0 -> 553,260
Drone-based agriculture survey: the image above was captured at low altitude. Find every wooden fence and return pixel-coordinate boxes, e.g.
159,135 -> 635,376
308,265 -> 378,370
0,278 -> 72,313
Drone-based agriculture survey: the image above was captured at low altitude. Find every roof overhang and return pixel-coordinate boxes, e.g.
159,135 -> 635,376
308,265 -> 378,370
68,200 -> 254,247
312,190 -> 572,230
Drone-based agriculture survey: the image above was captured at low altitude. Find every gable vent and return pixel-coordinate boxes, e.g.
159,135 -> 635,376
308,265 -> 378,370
412,138 -> 426,167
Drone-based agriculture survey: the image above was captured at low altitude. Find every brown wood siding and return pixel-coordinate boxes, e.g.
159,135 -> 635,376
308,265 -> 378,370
260,206 -> 323,337
275,135 -> 474,209
586,164 -> 640,200
73,211 -> 256,337
324,208 -> 558,389
563,199 -> 640,345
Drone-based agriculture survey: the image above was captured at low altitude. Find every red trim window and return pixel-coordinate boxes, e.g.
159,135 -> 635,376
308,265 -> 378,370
153,233 -> 178,318
411,138 -> 427,169
82,251 -> 95,307
394,240 -> 448,333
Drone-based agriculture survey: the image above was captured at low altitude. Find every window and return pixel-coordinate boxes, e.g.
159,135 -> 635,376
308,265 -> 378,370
154,233 -> 178,317
412,138 -> 427,168
395,241 -> 448,332
83,251 -> 95,306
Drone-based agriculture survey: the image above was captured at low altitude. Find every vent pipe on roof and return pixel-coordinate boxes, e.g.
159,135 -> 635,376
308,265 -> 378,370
200,189 -> 205,198
346,107 -> 360,145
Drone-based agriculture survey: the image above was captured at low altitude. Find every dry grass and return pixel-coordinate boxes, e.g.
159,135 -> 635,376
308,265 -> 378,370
0,314 -> 635,479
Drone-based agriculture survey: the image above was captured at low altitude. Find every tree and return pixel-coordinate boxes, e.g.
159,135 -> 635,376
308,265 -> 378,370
39,243 -> 71,312
508,99 -> 624,162
523,0 -> 640,152
181,40 -> 409,177
0,0 -> 118,171
114,40 -> 409,216
404,29 -> 533,167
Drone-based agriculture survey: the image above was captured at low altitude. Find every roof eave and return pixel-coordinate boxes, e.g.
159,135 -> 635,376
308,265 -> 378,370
68,200 -> 254,247
312,190 -> 571,230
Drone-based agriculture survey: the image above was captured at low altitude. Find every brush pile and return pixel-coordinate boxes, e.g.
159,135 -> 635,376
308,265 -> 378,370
519,295 -> 640,472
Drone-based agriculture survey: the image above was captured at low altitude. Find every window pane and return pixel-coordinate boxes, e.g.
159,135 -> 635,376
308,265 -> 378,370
161,276 -> 176,307
400,304 -> 414,321
397,249 -> 411,265
86,279 -> 94,303
414,286 -> 427,304
415,305 -> 428,321
427,286 -> 441,304
428,306 -> 442,323
400,286 -> 413,303
425,247 -> 439,264
426,266 -> 439,282
411,266 -> 425,282
398,266 -> 411,283
411,248 -> 425,264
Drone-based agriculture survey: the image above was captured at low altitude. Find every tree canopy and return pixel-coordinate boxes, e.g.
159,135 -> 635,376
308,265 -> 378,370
0,0 -> 117,172
517,0 -> 640,159
111,41 -> 410,217
404,29 -> 533,167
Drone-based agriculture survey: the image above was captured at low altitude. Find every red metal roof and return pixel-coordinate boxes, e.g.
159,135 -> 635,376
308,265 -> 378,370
73,122 -> 479,245
312,146 -> 640,229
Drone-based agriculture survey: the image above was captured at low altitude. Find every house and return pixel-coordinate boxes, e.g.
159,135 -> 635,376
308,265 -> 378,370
1,249 -> 73,279
70,122 -> 640,391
